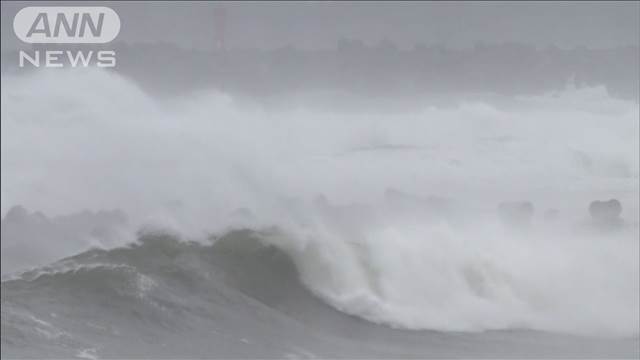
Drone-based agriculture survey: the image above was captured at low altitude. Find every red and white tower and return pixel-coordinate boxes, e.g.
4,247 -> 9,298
213,5 -> 226,52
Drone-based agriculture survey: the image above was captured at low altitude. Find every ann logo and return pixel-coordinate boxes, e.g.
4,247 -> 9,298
27,12 -> 105,39
14,7 -> 120,44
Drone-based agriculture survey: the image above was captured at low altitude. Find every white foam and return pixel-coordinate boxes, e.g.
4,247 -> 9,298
1,67 -> 638,336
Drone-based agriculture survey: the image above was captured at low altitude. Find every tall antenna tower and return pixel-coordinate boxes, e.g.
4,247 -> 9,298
213,5 -> 226,52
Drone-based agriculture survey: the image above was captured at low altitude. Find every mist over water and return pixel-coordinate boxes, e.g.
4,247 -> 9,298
1,68 -> 639,341
2,69 -> 637,220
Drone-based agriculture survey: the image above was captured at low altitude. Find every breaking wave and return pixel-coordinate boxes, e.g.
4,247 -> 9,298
4,219 -> 639,337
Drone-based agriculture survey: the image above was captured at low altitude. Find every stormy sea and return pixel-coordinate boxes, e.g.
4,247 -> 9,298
1,69 -> 639,358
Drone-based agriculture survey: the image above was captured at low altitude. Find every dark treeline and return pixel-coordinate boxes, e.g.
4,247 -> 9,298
2,40 -> 638,100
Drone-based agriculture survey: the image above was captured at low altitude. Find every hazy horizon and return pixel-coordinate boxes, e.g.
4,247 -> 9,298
1,1 -> 639,51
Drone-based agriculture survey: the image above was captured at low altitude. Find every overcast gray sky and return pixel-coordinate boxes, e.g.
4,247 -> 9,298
2,1 -> 639,51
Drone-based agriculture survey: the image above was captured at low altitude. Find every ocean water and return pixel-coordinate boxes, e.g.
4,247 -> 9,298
1,69 -> 639,358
